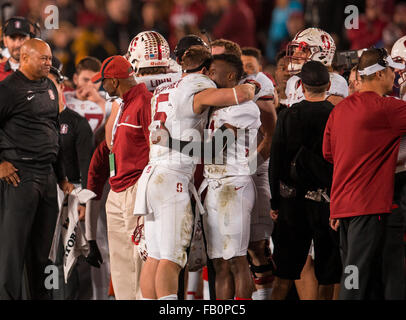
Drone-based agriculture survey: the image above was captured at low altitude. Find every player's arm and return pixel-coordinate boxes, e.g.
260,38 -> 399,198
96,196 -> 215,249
256,89 -> 278,113
105,100 -> 120,150
193,83 -> 255,114
152,123 -> 233,160
256,101 -> 277,162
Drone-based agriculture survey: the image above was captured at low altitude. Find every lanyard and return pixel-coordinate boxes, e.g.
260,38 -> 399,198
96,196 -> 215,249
110,101 -> 124,148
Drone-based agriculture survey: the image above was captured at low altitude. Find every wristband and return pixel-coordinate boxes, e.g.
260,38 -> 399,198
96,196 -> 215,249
233,87 -> 239,105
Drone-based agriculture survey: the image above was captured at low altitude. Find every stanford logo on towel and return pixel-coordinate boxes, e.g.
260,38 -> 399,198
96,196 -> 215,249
60,124 -> 69,134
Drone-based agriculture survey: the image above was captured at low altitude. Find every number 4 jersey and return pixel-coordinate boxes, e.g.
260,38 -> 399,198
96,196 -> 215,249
149,73 -> 216,174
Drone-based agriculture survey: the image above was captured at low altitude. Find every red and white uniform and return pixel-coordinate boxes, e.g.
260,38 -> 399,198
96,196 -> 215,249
285,73 -> 349,107
241,72 -> 276,241
64,91 -> 113,132
201,101 -> 260,260
242,71 -> 275,103
134,73 -> 216,268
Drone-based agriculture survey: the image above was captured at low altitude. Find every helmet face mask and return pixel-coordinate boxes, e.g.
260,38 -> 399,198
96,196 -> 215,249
391,36 -> 406,87
286,42 -> 312,74
286,28 -> 336,75
127,31 -> 170,72
392,56 -> 406,87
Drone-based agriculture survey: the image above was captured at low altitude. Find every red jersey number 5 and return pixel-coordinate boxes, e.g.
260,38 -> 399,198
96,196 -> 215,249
153,93 -> 169,123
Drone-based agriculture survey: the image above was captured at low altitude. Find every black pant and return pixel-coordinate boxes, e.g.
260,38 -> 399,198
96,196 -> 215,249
0,168 -> 58,300
339,214 -> 387,300
272,197 -> 342,284
382,207 -> 405,300
51,238 -> 93,300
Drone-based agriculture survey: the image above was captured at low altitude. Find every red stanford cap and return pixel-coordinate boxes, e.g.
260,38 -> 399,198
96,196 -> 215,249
91,55 -> 135,83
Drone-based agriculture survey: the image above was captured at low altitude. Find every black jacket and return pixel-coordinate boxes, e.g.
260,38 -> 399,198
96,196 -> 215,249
59,108 -> 94,188
269,99 -> 334,210
0,70 -> 65,180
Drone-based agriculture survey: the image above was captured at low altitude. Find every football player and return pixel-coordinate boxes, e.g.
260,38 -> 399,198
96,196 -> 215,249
134,45 -> 256,300
285,28 -> 349,107
65,57 -> 116,132
392,35 -> 406,100
212,40 -> 277,300
201,53 -> 261,300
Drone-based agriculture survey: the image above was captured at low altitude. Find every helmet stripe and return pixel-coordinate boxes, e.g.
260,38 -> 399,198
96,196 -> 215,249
150,31 -> 162,61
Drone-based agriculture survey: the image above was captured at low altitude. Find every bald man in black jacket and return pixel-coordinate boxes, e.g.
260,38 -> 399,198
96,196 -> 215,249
0,39 -> 74,300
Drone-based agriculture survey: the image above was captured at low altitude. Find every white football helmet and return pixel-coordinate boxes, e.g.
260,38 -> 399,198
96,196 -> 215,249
391,35 -> 406,86
286,28 -> 336,74
127,31 -> 171,72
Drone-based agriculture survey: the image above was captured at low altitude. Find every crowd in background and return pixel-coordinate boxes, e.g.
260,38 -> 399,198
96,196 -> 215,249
0,0 -> 405,301
2,0 -> 405,79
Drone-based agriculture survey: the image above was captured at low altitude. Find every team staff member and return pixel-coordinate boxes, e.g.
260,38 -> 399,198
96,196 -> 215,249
0,17 -> 31,81
91,55 -> 152,300
53,58 -> 94,194
48,57 -> 98,300
323,48 -> 406,300
269,61 -> 341,300
0,39 -> 74,300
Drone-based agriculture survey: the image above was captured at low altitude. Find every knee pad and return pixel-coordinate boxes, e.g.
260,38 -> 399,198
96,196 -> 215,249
248,255 -> 277,285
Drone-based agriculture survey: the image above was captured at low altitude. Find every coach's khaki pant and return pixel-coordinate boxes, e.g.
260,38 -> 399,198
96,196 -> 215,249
106,183 -> 144,300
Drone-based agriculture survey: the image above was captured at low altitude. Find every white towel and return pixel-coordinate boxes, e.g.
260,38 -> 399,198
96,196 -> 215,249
133,164 -> 156,216
49,188 -> 96,282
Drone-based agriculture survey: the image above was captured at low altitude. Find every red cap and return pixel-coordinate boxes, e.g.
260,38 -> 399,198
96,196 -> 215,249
91,55 -> 135,83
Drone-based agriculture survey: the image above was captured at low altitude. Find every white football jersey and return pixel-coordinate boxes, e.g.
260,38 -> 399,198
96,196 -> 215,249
64,91 -> 109,132
204,100 -> 261,178
137,72 -> 182,93
240,72 -> 275,102
285,72 -> 349,107
149,73 -> 216,174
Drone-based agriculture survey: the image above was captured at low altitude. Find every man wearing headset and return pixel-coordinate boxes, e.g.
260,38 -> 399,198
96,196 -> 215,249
0,16 -> 32,81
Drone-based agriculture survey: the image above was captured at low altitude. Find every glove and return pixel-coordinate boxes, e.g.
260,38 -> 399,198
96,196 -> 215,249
244,79 -> 261,95
86,240 -> 103,268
